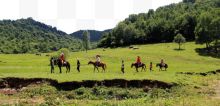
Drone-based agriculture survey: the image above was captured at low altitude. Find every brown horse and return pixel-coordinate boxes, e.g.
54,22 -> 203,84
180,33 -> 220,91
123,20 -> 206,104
131,63 -> 146,72
88,61 -> 107,72
51,58 -> 71,73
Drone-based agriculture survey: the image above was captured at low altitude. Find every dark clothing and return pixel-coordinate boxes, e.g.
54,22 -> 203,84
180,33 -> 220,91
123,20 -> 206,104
77,60 -> 80,72
77,60 -> 80,66
150,63 -> 153,71
96,61 -> 100,66
121,63 -> 125,73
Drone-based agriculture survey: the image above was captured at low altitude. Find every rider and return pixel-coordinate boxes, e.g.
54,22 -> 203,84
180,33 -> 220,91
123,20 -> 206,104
161,59 -> 165,67
96,55 -> 101,66
60,52 -> 65,65
136,56 -> 141,66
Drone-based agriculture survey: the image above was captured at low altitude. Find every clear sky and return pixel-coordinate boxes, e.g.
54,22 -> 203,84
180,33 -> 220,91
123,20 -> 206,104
0,0 -> 182,34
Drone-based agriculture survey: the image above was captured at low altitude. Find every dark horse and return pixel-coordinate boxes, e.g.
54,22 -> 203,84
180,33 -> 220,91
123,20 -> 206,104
156,63 -> 168,71
131,63 -> 146,72
50,58 -> 71,73
88,61 -> 107,72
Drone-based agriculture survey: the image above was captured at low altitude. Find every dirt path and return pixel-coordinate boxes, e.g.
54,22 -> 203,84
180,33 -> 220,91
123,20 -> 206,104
212,80 -> 220,99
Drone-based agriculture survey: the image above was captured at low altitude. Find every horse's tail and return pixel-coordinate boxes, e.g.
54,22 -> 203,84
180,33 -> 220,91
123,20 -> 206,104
104,64 -> 107,69
69,63 -> 71,71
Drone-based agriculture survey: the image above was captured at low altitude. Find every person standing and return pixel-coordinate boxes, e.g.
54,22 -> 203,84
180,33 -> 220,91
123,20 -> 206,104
77,59 -> 80,72
121,60 -> 125,74
50,57 -> 54,73
149,62 -> 153,72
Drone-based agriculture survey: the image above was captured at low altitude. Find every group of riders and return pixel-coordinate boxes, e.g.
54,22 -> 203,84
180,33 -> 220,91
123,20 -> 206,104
58,52 -> 166,71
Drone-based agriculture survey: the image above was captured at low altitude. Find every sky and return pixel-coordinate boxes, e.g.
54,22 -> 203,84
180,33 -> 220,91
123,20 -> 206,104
0,0 -> 182,34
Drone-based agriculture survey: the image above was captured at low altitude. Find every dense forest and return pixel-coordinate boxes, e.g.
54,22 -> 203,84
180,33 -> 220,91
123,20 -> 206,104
0,18 -> 82,54
70,29 -> 111,42
98,0 -> 220,48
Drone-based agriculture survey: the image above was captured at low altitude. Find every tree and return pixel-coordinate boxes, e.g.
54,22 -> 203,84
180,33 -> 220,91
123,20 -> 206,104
82,30 -> 90,52
210,17 -> 220,53
195,12 -> 213,49
183,0 -> 195,3
173,33 -> 186,50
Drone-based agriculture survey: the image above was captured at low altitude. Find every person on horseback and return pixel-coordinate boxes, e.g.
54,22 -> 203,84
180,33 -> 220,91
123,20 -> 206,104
136,56 -> 141,66
161,59 -> 165,67
96,55 -> 101,66
60,52 -> 65,65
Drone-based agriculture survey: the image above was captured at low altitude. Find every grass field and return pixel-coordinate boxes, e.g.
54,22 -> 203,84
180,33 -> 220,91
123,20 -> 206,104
0,42 -> 219,83
0,42 -> 220,105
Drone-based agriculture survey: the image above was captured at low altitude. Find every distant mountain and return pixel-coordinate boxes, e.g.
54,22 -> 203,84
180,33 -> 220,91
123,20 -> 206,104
0,18 -> 82,54
70,29 -> 112,42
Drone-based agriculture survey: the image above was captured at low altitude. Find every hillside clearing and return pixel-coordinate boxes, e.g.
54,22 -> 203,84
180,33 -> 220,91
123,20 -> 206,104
0,42 -> 219,83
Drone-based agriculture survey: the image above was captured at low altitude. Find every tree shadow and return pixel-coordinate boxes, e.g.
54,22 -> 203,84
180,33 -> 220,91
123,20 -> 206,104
195,48 -> 220,59
173,48 -> 185,51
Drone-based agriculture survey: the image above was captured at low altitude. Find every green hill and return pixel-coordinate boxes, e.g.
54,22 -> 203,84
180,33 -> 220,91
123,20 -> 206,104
99,0 -> 220,47
0,18 -> 82,54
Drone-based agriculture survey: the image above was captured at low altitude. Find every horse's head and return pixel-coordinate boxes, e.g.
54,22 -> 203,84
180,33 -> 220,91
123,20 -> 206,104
88,61 -> 93,65
156,63 -> 159,67
131,63 -> 134,68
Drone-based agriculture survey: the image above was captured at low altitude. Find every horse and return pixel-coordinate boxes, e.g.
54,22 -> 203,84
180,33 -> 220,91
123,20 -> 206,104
156,63 -> 168,71
50,58 -> 71,73
88,61 -> 107,72
131,63 -> 146,72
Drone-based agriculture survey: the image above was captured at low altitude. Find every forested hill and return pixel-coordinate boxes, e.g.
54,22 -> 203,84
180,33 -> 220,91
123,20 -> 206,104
70,29 -> 111,42
98,0 -> 220,47
0,18 -> 82,54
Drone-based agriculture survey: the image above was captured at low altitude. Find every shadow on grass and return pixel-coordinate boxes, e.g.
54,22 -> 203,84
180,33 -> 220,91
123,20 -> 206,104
195,48 -> 220,59
173,48 -> 185,51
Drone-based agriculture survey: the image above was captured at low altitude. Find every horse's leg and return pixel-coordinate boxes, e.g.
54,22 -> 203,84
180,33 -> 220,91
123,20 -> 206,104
97,67 -> 99,72
67,65 -> 70,73
66,66 -> 68,73
136,67 -> 138,72
69,65 -> 70,73
102,66 -> 105,73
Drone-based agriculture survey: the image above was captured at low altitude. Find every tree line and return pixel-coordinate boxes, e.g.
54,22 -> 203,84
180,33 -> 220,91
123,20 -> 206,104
98,0 -> 220,52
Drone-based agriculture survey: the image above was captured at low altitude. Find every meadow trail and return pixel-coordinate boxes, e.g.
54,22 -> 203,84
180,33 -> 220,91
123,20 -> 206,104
213,80 -> 220,99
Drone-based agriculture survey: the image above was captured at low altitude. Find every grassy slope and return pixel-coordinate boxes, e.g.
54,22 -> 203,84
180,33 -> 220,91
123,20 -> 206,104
0,42 -> 219,82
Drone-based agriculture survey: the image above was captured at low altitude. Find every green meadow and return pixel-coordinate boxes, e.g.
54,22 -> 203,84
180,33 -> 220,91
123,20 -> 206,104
0,42 -> 219,83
